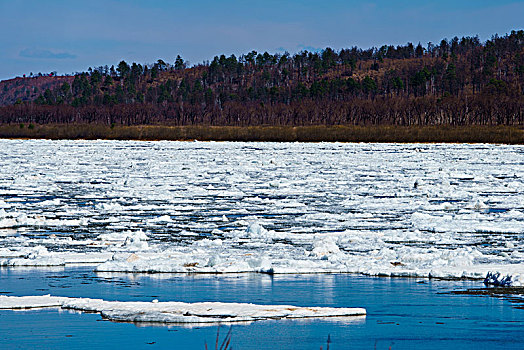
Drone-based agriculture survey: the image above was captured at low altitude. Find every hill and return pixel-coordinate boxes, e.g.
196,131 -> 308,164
0,30 -> 523,132
0,75 -> 74,106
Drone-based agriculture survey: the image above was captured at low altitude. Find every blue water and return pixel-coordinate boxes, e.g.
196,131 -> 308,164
1,267 -> 523,349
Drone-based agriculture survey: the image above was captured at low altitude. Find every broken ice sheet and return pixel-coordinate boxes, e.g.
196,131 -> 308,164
0,295 -> 366,324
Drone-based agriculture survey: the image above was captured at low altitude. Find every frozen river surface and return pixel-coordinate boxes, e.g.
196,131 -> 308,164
1,140 -> 524,348
0,140 -> 523,283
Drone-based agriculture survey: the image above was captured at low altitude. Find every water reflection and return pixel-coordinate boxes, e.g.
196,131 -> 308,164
0,267 -> 523,349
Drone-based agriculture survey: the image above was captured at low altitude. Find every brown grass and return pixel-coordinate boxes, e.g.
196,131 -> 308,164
1,124 -> 523,144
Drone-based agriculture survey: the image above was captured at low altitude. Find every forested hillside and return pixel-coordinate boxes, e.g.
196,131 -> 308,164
1,30 -> 523,127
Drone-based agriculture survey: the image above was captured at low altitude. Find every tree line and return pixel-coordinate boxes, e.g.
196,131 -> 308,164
1,30 -> 523,127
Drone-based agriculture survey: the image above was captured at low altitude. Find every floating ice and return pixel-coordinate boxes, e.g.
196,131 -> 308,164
246,222 -> 267,237
0,295 -> 366,324
0,140 -> 523,284
311,236 -> 341,258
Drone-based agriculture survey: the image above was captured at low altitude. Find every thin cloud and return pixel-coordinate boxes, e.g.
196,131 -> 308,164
297,45 -> 323,53
19,48 -> 76,59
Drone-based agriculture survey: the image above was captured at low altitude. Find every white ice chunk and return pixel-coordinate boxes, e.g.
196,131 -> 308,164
0,295 -> 366,323
311,236 -> 341,258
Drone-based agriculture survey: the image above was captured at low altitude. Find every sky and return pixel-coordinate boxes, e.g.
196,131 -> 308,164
0,0 -> 523,80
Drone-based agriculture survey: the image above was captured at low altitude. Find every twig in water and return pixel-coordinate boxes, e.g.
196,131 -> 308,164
219,326 -> 233,350
204,326 -> 233,350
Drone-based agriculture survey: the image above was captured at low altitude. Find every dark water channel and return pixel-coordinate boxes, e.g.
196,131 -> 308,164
0,267 -> 523,349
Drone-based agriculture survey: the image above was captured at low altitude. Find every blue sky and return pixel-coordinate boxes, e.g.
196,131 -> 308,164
0,0 -> 523,80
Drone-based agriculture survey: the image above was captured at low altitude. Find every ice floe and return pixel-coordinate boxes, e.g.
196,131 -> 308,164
0,295 -> 366,324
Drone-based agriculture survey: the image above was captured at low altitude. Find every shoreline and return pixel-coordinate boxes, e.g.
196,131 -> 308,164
1,124 -> 524,143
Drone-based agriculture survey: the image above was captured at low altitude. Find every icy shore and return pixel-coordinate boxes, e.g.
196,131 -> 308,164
0,224 -> 522,285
